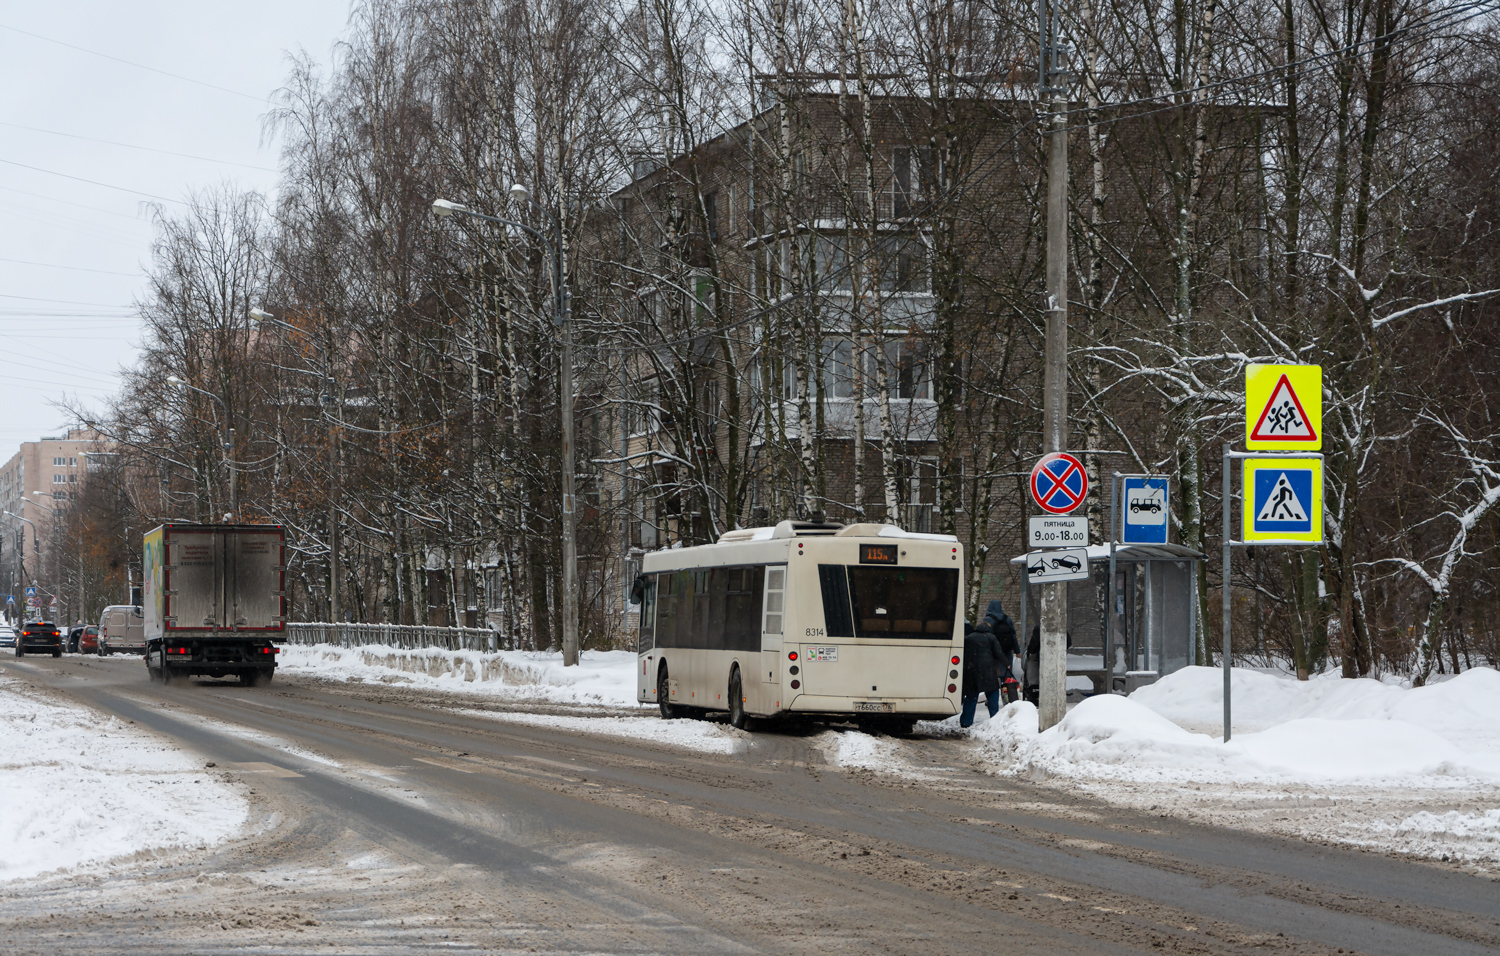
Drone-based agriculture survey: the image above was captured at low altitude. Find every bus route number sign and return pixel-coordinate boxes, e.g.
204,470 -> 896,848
860,543 -> 898,565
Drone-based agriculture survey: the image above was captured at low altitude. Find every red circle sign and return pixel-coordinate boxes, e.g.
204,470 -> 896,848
1031,453 -> 1089,514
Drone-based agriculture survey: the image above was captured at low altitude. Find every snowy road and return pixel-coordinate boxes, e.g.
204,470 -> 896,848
1,655 -> 1497,955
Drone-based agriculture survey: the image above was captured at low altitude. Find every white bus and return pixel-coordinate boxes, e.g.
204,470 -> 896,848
634,520 -> 963,733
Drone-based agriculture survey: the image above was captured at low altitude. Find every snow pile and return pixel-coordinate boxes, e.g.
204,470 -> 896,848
279,644 -> 642,707
815,729 -> 906,772
971,666 -> 1500,787
0,677 -> 248,883
466,711 -> 748,755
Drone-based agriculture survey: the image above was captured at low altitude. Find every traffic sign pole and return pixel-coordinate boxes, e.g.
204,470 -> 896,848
1221,446 -> 1324,741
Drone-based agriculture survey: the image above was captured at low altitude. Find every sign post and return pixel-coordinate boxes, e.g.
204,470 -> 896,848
1107,474 -> 1171,682
1030,453 -> 1088,726
1222,363 -> 1324,742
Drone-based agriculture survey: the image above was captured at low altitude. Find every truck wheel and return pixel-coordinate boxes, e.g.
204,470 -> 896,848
260,668 -> 273,684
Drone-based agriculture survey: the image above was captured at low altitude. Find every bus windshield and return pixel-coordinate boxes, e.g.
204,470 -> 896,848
846,566 -> 958,639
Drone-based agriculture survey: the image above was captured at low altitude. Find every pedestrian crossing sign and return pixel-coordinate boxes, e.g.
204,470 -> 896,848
1246,364 -> 1321,450
1243,457 -> 1324,543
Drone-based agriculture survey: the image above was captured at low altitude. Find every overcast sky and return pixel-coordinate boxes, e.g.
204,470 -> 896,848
0,2 -> 352,452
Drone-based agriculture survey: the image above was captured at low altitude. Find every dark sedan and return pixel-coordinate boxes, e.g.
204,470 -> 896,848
16,621 -> 62,657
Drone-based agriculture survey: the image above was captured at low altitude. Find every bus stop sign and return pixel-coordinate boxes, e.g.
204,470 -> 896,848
1121,477 -> 1169,544
1031,453 -> 1088,515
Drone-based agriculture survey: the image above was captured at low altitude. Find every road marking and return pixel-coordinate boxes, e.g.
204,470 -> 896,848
229,761 -> 303,778
413,756 -> 475,774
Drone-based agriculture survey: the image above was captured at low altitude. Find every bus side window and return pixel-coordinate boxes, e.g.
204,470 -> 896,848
764,567 -> 785,635
655,573 -> 679,649
638,576 -> 657,653
818,565 -> 855,637
724,566 -> 764,652
704,568 -> 729,651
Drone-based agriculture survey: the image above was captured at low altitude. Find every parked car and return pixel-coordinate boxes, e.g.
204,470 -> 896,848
98,605 -> 145,655
0,624 -> 16,648
76,625 -> 99,654
17,621 -> 62,657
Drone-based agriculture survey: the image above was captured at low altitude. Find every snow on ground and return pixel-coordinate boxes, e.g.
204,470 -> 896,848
462,710 -> 749,755
951,666 -> 1500,869
278,644 -> 644,708
0,675 -> 248,883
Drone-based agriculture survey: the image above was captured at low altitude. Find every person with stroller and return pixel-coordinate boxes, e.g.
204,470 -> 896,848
961,600 -> 1022,726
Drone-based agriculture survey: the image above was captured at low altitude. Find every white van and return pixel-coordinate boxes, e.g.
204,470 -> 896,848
98,605 -> 146,655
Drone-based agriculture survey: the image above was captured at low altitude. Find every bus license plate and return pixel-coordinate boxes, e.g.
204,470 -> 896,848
854,701 -> 893,713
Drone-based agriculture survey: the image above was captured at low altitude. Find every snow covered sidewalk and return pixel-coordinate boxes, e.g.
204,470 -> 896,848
957,666 -> 1500,869
0,675 -> 248,883
278,643 -> 645,708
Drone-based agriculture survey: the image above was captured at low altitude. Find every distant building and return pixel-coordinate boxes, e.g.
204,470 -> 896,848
0,427 -> 108,620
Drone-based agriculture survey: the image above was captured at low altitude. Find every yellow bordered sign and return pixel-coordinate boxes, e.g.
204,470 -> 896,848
1246,364 -> 1321,450
1242,457 -> 1324,543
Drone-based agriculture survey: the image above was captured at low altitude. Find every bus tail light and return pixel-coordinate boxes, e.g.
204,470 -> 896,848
790,680 -> 800,689
948,683 -> 957,693
951,655 -> 960,665
788,651 -> 798,661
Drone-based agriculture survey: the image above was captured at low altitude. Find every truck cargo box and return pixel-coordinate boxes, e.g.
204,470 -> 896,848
143,523 -> 286,640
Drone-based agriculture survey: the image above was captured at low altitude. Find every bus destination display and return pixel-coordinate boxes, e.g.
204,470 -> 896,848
860,543 -> 899,565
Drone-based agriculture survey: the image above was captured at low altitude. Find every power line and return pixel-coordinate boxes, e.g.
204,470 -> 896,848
0,157 -> 183,204
0,122 -> 277,172
0,257 -> 141,278
0,23 -> 267,103
0,293 -> 134,308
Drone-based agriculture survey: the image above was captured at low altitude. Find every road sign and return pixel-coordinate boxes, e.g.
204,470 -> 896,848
1243,457 -> 1324,542
4,595 -> 11,606
1122,477 -> 1169,544
1031,453 -> 1088,515
1025,547 -> 1091,584
1028,515 -> 1088,549
24,586 -> 35,600
1247,364 -> 1321,450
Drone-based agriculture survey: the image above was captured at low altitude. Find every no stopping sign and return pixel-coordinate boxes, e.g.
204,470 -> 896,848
1031,453 -> 1088,514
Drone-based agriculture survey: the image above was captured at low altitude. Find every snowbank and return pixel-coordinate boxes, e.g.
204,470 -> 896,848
969,666 -> 1500,787
278,644 -> 643,707
0,677 -> 248,883
464,711 -> 748,755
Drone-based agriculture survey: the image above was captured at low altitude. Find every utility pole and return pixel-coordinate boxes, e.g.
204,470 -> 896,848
558,220 -> 579,667
1039,0 -> 1071,731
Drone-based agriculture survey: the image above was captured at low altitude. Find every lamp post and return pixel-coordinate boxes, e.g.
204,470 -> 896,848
4,510 -> 38,620
28,494 -> 66,624
166,375 -> 237,522
252,307 -> 342,623
432,187 -> 578,666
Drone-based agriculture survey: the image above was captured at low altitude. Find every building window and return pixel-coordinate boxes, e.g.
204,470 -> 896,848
68,474 -> 77,483
69,458 -> 77,467
53,474 -> 65,484
53,457 -> 64,466
704,190 -> 719,241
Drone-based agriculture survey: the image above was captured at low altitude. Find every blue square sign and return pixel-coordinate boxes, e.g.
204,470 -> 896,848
1121,477 -> 1169,544
1251,467 -> 1315,535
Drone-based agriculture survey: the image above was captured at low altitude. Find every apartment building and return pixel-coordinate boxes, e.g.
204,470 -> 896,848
0,427 -> 107,619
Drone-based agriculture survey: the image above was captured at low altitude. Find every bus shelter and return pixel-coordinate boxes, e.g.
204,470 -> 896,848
1009,543 -> 1204,695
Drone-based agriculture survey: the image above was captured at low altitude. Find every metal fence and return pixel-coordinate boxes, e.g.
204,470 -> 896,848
285,622 -> 519,652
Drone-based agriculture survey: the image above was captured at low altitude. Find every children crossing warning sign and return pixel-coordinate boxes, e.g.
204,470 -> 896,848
1246,364 -> 1321,450
1242,457 -> 1324,543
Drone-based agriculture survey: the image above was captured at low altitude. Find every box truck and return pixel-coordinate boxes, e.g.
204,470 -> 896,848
142,523 -> 286,685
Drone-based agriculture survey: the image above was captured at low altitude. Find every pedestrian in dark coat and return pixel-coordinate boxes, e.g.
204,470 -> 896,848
961,614 -> 1006,727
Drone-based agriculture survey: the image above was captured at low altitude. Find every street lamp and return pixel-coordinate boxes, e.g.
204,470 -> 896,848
431,187 -> 578,666
166,375 -> 237,522
28,494 -> 66,623
252,307 -> 343,624
3,510 -> 39,621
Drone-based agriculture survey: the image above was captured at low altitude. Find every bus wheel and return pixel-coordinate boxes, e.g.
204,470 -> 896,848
657,668 -> 677,720
728,669 -> 750,731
